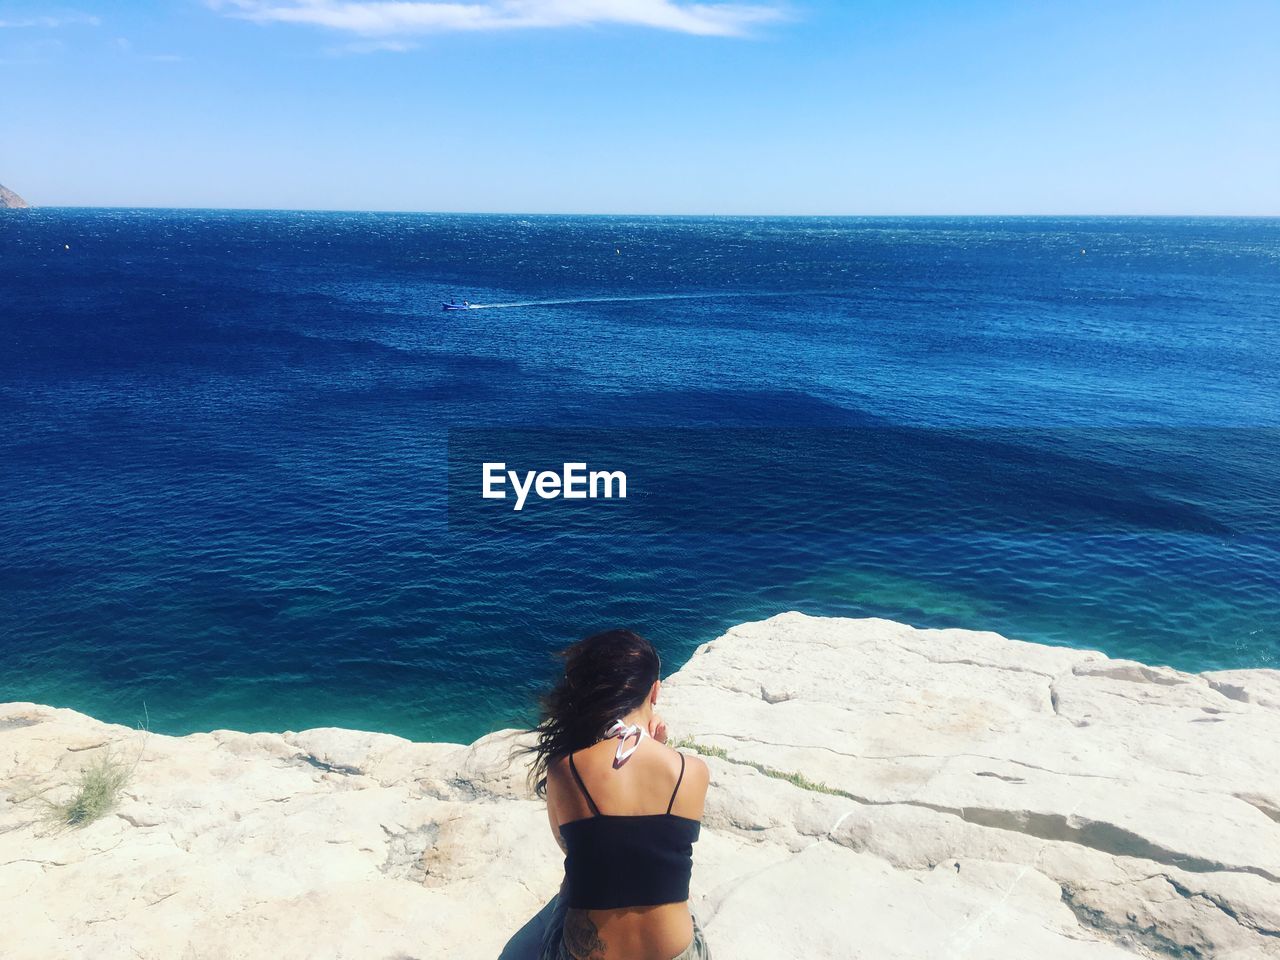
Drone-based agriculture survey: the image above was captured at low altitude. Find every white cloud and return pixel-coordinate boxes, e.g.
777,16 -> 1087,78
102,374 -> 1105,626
326,37 -> 421,53
212,0 -> 785,38
0,13 -> 100,29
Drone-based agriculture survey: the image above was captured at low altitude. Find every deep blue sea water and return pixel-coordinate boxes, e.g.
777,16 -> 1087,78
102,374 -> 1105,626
2,211 -> 1277,742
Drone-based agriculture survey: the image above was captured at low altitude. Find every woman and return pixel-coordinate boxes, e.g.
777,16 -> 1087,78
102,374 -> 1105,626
526,629 -> 711,960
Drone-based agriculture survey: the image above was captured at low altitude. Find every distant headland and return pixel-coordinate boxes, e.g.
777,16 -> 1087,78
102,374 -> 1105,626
0,183 -> 30,208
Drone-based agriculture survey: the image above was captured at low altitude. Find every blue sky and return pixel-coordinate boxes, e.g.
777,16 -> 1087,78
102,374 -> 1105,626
2,1 -> 1278,213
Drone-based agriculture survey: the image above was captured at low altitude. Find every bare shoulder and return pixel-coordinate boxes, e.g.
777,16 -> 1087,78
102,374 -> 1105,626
679,751 -> 710,790
658,739 -> 707,772
547,752 -> 573,778
667,746 -> 709,820
545,753 -> 574,794
667,743 -> 709,795
544,753 -> 583,825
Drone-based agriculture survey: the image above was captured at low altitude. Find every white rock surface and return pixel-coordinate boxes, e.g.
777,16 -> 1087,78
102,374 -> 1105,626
3,612 -> 1278,958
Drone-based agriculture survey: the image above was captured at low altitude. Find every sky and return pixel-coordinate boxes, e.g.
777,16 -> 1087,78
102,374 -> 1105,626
1,0 -> 1278,214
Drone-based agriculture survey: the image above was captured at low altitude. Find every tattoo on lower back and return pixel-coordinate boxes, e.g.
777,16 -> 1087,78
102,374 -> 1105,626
563,909 -> 606,959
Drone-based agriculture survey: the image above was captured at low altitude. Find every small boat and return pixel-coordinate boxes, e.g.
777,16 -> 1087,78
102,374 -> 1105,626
442,300 -> 471,311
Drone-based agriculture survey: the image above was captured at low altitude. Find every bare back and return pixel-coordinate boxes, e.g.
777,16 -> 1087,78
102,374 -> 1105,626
547,737 -> 709,960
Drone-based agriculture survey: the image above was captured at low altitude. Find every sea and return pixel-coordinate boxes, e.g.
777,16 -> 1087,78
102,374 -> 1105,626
1,211 -> 1277,743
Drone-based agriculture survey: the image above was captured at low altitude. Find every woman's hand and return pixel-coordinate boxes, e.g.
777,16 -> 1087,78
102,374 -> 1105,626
648,713 -> 669,744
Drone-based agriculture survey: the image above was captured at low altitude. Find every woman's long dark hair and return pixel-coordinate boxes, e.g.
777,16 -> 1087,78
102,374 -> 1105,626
525,629 -> 661,796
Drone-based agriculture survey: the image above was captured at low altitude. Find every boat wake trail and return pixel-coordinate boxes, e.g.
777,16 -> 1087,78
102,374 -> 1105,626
465,292 -> 777,310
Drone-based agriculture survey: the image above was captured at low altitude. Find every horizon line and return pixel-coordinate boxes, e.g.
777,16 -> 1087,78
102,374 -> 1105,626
8,204 -> 1280,219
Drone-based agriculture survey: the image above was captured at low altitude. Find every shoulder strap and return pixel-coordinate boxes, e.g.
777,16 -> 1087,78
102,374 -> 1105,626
568,752 -> 601,816
666,752 -> 686,815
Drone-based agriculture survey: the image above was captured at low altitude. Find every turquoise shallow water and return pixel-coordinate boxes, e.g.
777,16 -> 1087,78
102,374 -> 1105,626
1,212 -> 1277,742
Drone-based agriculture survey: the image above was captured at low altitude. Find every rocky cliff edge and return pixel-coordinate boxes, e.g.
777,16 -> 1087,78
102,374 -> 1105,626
3,613 -> 1278,959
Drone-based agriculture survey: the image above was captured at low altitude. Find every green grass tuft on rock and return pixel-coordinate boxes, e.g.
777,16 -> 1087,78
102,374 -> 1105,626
674,735 -> 853,799
673,736 -> 730,760
44,750 -> 133,829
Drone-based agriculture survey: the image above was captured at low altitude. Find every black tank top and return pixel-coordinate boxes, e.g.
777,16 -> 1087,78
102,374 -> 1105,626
560,751 -> 700,910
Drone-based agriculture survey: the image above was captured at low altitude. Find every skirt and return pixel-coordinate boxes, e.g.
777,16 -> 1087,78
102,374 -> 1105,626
537,896 -> 711,960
